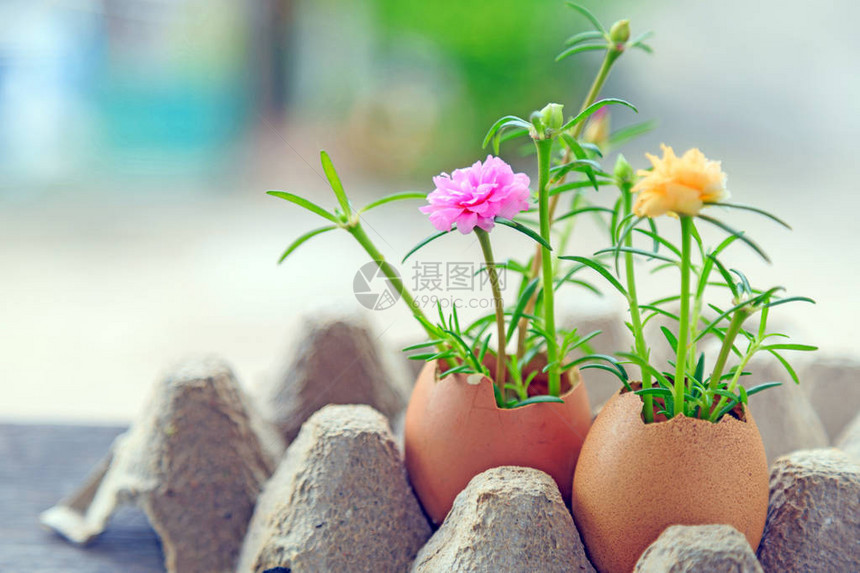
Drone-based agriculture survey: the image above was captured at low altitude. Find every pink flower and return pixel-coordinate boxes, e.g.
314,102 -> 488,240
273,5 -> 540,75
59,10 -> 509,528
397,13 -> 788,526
420,155 -> 531,234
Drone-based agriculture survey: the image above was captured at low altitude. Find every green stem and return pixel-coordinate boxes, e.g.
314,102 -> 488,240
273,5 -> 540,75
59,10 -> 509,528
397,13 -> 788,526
349,222 -> 436,341
535,138 -> 561,396
709,305 -> 767,421
515,46 -> 623,361
572,48 -> 622,140
674,216 -> 693,417
622,186 -> 653,422
688,288 -> 702,373
708,310 -> 748,392
710,339 -> 759,422
475,228 -> 506,391
555,190 -> 584,269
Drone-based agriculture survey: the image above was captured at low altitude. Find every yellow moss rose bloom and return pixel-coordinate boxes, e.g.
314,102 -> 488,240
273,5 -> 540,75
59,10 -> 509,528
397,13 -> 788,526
632,145 -> 728,218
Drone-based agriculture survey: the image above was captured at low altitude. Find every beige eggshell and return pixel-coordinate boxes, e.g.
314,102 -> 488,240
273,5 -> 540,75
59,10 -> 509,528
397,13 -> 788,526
572,389 -> 769,573
405,360 -> 592,525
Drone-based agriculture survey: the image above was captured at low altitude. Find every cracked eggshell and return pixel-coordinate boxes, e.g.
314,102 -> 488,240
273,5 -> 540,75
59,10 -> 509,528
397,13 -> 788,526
572,389 -> 769,573
404,360 -> 592,526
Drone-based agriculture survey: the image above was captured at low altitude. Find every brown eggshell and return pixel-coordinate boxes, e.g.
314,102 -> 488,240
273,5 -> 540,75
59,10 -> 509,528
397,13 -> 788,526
404,360 -> 592,525
571,389 -> 769,573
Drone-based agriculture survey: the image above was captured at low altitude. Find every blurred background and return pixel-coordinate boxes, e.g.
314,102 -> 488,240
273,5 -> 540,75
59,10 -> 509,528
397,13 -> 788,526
1,0 -> 857,423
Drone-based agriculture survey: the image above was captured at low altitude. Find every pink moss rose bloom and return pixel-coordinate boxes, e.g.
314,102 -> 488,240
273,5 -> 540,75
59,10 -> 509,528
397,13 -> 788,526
420,155 -> 531,234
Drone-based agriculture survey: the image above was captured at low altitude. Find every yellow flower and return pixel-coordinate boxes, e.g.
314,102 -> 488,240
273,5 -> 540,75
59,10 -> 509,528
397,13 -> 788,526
632,145 -> 728,218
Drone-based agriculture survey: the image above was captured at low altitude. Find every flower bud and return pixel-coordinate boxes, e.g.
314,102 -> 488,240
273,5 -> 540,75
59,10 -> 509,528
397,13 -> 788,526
584,108 -> 611,150
540,103 -> 565,132
614,153 -> 634,185
609,19 -> 630,44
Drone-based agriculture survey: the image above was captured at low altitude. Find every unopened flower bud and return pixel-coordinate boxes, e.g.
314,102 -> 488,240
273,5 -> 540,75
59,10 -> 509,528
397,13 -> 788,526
530,103 -> 565,140
540,103 -> 565,132
614,153 -> 634,185
584,108 -> 611,150
610,19 -> 631,44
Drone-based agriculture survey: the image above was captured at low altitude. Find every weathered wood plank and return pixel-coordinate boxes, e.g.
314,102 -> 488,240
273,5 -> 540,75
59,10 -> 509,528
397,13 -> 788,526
0,424 -> 165,572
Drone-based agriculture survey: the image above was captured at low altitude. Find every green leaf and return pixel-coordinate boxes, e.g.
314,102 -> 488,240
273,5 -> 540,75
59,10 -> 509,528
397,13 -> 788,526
633,228 -> 681,258
640,305 -> 680,325
564,330 -> 602,356
494,217 -> 552,250
510,394 -> 566,408
697,214 -> 770,262
267,191 -> 340,223
566,2 -> 607,33
761,343 -> 818,352
469,317 -> 494,345
550,158 -> 605,178
464,313 -> 496,335
277,225 -> 337,263
767,349 -> 800,384
477,333 -> 492,363
506,278 -> 539,340
320,151 -> 351,215
745,381 -> 782,396
451,302 -> 462,333
556,43 -> 607,62
402,339 -> 446,352
563,30 -> 606,46
629,30 -> 654,46
443,364 -> 477,376
408,352 -> 439,361
563,354 -> 628,383
360,191 -> 427,213
579,363 -> 631,388
442,329 -> 483,371
694,353 -> 706,384
579,141 -> 603,157
648,294 -> 682,307
549,179 -> 614,196
555,206 -> 615,223
483,115 -> 531,150
708,254 -> 740,299
561,99 -> 638,133
713,389 -> 740,402
558,255 -> 628,297
558,277 -> 603,296
765,296 -> 816,308
660,326 -> 678,353
503,258 -> 532,276
613,213 -> 644,252
646,218 -> 660,252
731,268 -> 753,297
708,202 -> 792,230
609,195 -> 622,240
402,228 -> 453,263
594,246 -> 678,264
693,296 -> 763,343
697,234 -> 742,299
617,352 -> 671,388
635,387 -> 673,398
608,120 -> 658,149
498,127 -> 530,149
560,134 -> 600,190
428,349 -> 456,361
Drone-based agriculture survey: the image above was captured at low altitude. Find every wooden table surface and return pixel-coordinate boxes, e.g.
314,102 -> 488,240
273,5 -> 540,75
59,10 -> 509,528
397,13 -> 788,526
0,424 -> 165,572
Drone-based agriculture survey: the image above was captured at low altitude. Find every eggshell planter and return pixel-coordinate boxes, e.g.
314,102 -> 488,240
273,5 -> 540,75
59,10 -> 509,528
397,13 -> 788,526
404,359 -> 592,526
571,386 -> 769,573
